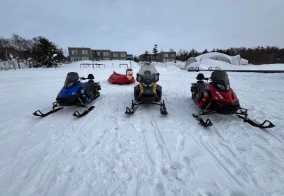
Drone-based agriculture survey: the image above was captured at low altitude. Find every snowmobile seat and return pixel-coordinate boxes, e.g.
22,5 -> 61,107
195,81 -> 206,93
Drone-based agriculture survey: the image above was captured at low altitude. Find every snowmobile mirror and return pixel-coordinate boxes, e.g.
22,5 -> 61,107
154,74 -> 159,82
136,74 -> 141,82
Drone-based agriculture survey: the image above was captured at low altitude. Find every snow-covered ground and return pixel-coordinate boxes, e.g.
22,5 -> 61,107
0,60 -> 284,196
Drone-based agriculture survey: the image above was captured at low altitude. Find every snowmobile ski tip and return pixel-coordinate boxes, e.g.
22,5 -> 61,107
73,106 -> 95,117
237,115 -> 275,129
192,113 -> 212,127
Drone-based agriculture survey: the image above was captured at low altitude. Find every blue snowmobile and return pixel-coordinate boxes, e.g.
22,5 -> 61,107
33,72 -> 101,117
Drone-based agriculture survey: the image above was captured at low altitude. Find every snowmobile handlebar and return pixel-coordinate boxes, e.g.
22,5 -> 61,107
80,74 -> 94,81
79,77 -> 93,80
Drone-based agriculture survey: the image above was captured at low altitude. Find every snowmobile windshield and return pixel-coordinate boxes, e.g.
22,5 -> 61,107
137,63 -> 159,86
64,72 -> 79,88
138,63 -> 159,76
210,71 -> 230,91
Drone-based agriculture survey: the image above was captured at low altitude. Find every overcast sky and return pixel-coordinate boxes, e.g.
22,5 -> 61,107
1,0 -> 284,56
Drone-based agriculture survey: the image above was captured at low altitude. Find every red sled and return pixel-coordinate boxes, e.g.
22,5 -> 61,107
108,68 -> 135,84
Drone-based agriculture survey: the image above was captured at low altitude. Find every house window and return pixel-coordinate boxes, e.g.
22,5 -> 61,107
71,50 -> 78,55
121,53 -> 126,57
103,52 -> 109,56
82,57 -> 89,60
82,50 -> 88,55
113,53 -> 118,57
71,56 -> 81,61
164,54 -> 168,57
171,54 -> 175,57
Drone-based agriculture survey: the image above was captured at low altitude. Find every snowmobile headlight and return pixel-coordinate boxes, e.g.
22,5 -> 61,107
217,84 -> 225,91
149,82 -> 154,87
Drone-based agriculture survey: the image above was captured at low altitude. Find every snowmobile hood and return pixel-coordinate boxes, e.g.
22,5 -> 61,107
57,82 -> 85,98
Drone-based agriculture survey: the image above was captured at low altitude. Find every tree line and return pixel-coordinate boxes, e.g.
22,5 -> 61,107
1,34 -> 284,68
0,34 -> 66,69
176,47 -> 284,65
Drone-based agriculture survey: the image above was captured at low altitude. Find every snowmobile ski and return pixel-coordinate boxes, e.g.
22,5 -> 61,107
33,102 -> 63,117
33,107 -> 63,117
160,100 -> 168,115
125,100 -> 167,115
237,114 -> 275,129
73,106 -> 95,117
192,113 -> 212,127
125,106 -> 138,115
192,109 -> 275,129
125,100 -> 138,115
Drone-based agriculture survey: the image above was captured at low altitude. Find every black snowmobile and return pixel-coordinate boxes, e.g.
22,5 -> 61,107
125,62 -> 168,115
190,71 -> 275,128
33,72 -> 101,117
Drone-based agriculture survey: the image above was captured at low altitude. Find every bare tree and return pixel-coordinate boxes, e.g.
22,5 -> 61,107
0,37 -> 11,69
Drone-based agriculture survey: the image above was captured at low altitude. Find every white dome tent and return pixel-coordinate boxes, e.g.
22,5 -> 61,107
184,52 -> 248,70
184,57 -> 197,67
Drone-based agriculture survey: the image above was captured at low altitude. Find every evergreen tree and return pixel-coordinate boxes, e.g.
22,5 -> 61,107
152,44 -> 158,61
31,36 -> 63,67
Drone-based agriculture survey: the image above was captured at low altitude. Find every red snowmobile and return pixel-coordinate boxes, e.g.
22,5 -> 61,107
190,70 -> 275,128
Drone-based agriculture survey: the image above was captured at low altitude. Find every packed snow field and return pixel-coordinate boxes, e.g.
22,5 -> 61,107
0,60 -> 284,196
